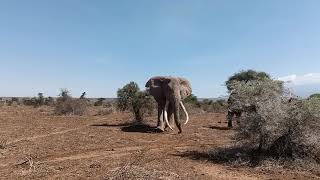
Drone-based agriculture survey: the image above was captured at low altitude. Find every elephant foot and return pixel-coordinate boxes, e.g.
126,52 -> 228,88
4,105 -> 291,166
156,126 -> 165,132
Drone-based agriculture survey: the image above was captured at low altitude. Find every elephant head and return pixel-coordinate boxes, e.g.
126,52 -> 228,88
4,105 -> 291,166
145,76 -> 192,133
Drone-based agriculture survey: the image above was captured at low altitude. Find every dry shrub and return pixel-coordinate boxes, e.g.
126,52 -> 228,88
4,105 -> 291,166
184,102 -> 204,115
199,100 -> 228,113
227,79 -> 320,165
55,98 -> 88,116
96,108 -> 114,116
184,98 -> 228,114
96,103 -> 117,116
54,90 -> 89,116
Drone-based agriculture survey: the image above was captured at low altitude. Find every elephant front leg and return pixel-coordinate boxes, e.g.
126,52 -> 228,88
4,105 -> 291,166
164,103 -> 174,130
173,101 -> 182,134
157,106 -> 165,132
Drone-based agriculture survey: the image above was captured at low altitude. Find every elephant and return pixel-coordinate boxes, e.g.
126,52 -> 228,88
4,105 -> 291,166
145,76 -> 192,133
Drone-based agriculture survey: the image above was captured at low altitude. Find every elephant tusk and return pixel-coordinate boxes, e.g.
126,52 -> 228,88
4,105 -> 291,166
180,101 -> 189,125
164,101 -> 174,131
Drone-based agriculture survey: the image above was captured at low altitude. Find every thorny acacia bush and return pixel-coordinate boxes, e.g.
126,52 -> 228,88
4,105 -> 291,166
117,82 -> 156,123
54,89 -> 89,116
230,79 -> 320,162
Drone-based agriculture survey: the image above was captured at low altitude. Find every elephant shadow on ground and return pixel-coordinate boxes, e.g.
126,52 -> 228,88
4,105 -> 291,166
91,122 -> 162,134
121,124 -> 164,133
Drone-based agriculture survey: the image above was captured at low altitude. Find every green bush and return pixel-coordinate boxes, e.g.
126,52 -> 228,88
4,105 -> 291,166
184,94 -> 198,104
117,82 -> 155,123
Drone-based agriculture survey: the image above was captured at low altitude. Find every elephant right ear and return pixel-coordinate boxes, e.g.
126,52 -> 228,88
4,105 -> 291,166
163,78 -> 171,85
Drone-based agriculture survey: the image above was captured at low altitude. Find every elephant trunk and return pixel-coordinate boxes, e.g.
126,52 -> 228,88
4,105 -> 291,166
180,101 -> 189,125
164,100 -> 190,131
164,100 -> 174,131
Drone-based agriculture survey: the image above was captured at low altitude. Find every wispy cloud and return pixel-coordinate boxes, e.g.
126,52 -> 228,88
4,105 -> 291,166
278,73 -> 320,85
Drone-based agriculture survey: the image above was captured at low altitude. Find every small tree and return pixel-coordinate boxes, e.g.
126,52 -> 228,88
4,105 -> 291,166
117,82 -> 155,123
36,93 -> 45,107
60,89 -> 71,101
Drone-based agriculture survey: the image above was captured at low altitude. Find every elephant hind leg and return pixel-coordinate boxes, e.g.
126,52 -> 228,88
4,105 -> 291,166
227,110 -> 234,127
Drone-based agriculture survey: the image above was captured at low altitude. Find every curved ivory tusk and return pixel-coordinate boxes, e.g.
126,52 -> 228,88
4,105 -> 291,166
180,101 -> 189,125
164,101 -> 174,131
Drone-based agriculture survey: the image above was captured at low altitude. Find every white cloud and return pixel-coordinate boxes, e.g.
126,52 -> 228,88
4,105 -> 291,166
278,73 -> 320,86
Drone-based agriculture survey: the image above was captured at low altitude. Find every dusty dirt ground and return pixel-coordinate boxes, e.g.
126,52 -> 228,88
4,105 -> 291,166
0,106 -> 319,180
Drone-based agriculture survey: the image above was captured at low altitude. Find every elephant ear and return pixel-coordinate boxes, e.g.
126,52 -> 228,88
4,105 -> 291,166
179,78 -> 192,98
163,78 -> 171,84
146,76 -> 168,88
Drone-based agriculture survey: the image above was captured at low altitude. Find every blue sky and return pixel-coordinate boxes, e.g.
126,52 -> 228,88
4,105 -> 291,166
1,0 -> 320,98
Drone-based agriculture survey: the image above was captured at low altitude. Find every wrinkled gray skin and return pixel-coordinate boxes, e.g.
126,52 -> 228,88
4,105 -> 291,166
227,90 -> 242,127
145,76 -> 192,133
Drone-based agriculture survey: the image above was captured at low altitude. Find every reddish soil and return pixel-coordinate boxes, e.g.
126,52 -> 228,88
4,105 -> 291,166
0,106 -> 319,179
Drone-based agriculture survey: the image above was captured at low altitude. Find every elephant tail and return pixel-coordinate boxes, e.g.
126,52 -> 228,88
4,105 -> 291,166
180,101 -> 189,125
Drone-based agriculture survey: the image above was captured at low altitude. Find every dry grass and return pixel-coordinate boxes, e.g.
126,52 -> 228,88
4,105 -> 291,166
107,149 -> 181,180
95,103 -> 117,116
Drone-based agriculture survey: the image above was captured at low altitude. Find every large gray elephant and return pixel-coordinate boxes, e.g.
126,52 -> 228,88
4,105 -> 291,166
145,76 -> 192,133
